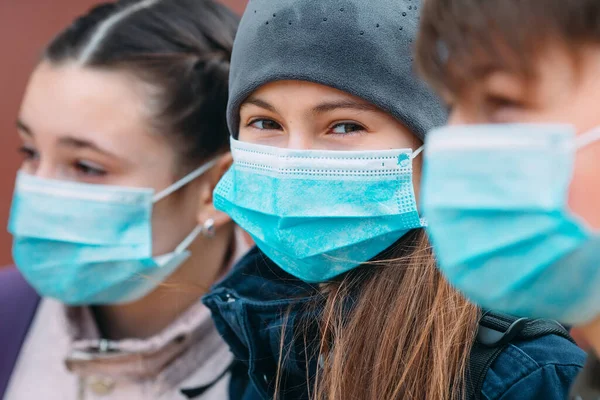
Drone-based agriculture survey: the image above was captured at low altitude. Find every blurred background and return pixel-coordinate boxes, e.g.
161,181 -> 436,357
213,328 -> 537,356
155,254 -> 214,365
0,0 -> 248,267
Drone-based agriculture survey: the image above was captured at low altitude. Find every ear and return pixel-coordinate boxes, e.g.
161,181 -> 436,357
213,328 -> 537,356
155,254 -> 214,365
196,153 -> 233,229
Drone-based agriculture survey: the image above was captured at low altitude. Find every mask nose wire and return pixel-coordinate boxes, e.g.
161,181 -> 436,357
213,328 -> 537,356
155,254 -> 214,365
152,157 -> 220,203
575,127 -> 600,150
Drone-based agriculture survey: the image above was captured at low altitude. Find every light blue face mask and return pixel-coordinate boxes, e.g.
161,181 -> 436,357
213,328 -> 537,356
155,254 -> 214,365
8,159 -> 217,305
421,124 -> 600,325
214,138 -> 425,283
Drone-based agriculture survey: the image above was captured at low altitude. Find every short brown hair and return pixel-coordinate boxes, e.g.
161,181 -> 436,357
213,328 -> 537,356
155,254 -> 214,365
416,0 -> 600,97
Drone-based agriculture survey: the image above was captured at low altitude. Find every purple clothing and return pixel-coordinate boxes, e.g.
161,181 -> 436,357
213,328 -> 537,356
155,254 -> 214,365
0,267 -> 40,398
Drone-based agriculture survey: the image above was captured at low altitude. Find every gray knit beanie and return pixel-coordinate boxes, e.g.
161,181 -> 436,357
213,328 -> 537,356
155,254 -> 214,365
227,0 -> 446,140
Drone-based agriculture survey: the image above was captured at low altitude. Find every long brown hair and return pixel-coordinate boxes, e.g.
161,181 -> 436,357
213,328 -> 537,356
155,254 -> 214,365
279,229 -> 480,400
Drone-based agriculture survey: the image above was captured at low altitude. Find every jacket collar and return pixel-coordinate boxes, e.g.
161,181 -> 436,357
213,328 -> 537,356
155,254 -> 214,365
203,247 -> 321,398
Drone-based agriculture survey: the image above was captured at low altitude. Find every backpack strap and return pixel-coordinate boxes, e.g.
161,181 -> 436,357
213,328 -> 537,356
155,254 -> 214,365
467,310 -> 574,400
0,267 -> 40,398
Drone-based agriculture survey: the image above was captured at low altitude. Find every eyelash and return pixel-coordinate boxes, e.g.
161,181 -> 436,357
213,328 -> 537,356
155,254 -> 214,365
485,95 -> 522,109
75,161 -> 106,177
18,146 -> 38,161
482,95 -> 525,122
247,119 -> 367,136
247,118 -> 282,131
328,122 -> 367,136
17,146 -> 107,177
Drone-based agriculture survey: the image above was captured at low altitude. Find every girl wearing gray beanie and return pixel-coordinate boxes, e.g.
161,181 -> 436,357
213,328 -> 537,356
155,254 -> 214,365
202,1 -> 584,399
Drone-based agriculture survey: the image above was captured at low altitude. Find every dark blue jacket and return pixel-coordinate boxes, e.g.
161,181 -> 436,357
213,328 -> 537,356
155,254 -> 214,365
204,247 -> 586,400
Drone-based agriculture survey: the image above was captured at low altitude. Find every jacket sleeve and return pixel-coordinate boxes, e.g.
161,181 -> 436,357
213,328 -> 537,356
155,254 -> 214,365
481,335 -> 586,400
493,364 -> 582,400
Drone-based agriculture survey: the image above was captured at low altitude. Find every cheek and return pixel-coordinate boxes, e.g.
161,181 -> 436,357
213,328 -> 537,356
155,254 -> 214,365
237,127 -> 253,143
150,200 -> 182,255
150,193 -> 198,255
568,145 -> 600,230
20,162 -> 37,175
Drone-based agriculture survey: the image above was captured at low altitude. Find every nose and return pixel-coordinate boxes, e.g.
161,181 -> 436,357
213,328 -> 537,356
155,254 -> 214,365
286,131 -> 314,150
28,155 -> 68,180
33,161 -> 56,179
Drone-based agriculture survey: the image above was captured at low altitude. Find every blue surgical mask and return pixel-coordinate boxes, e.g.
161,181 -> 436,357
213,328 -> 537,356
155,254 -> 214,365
421,124 -> 600,325
8,159 -> 217,305
214,138 -> 425,283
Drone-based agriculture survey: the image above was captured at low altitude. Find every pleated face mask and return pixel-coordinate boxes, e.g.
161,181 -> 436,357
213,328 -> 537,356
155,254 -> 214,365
214,138 -> 425,283
8,159 -> 216,305
421,124 -> 600,324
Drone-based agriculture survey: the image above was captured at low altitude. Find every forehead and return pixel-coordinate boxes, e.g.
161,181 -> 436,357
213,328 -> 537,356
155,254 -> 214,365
421,17 -> 582,102
243,80 -> 384,114
448,44 -> 582,99
248,80 -> 365,100
19,62 -> 168,158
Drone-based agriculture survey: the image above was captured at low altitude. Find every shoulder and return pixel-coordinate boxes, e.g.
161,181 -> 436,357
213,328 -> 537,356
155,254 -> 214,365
0,267 -> 38,303
482,333 -> 586,400
4,299 -> 72,399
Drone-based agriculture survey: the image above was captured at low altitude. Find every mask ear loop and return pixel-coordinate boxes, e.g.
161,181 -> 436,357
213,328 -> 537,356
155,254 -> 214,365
575,127 -> 600,150
174,219 -> 216,254
411,145 -> 425,160
175,225 -> 204,254
157,157 -> 221,253
153,157 -> 220,203
410,145 -> 428,227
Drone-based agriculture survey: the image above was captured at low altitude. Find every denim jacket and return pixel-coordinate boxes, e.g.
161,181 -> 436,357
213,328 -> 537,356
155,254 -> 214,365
204,247 -> 586,400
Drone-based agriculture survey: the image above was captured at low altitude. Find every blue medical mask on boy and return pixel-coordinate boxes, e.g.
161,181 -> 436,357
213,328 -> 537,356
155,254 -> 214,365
214,138 -> 425,283
421,124 -> 600,325
8,159 -> 217,305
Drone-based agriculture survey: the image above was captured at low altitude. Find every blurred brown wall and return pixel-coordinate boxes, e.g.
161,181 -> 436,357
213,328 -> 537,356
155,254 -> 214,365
0,0 -> 247,267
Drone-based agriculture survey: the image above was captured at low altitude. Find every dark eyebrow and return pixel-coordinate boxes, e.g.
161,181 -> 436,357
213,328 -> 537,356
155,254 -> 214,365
16,119 -> 119,160
57,136 -> 119,159
241,97 -> 380,116
16,119 -> 32,135
312,100 -> 379,115
241,97 -> 277,113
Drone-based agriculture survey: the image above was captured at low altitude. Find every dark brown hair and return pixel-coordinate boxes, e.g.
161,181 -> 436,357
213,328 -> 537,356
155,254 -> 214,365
416,0 -> 600,97
44,0 -> 238,169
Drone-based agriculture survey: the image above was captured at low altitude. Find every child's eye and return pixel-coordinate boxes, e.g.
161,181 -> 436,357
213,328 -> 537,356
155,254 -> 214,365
486,95 -> 522,109
483,95 -> 526,123
330,122 -> 366,135
249,119 -> 283,130
74,160 -> 106,177
18,146 -> 39,161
